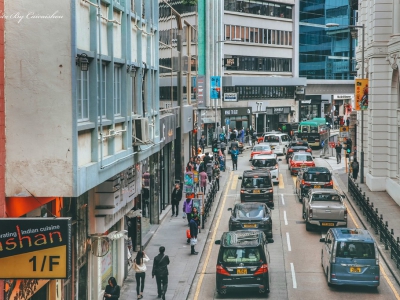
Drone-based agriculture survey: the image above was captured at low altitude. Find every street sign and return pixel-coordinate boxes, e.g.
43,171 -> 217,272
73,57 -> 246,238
225,118 -> 230,125
329,142 -> 335,148
210,76 -> 221,99
0,218 -> 72,279
339,126 -> 349,132
339,131 -> 349,138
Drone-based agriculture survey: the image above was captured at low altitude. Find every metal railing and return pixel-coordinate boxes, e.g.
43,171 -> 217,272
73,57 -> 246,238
348,175 -> 400,268
202,180 -> 217,229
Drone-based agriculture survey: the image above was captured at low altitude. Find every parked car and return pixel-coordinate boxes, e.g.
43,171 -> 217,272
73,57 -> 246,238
257,131 -> 282,144
263,133 -> 291,156
288,152 -> 315,175
295,167 -> 332,202
302,189 -> 347,231
250,143 -> 273,161
215,230 -> 273,296
286,140 -> 312,163
320,228 -> 379,288
251,154 -> 281,184
228,202 -> 273,238
238,170 -> 274,207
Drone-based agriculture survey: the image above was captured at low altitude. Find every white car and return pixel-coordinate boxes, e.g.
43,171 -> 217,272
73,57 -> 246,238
251,154 -> 281,184
263,133 -> 291,156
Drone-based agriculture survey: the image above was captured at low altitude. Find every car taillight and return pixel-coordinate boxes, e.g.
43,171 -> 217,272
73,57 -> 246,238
240,189 -> 245,194
306,149 -> 312,152
344,209 -> 347,220
254,264 -> 269,275
216,265 -> 231,276
324,180 -> 333,187
288,149 -> 294,153
309,208 -> 313,219
301,180 -> 311,186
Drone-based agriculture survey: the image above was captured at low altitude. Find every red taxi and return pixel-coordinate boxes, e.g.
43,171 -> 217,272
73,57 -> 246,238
250,143 -> 273,161
289,152 -> 315,175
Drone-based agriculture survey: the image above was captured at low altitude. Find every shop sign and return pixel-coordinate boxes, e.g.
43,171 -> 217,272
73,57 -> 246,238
222,107 -> 252,116
266,107 -> 291,114
301,100 -> 312,104
355,79 -> 368,111
334,94 -> 352,100
197,75 -> 206,108
223,93 -> 238,102
0,218 -> 72,279
160,114 -> 176,147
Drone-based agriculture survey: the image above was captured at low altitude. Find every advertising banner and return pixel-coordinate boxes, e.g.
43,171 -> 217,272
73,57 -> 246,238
0,218 -> 72,279
355,79 -> 368,110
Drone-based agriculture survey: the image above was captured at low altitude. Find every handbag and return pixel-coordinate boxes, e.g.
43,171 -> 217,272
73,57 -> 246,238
190,238 -> 197,246
134,260 -> 147,272
186,229 -> 191,239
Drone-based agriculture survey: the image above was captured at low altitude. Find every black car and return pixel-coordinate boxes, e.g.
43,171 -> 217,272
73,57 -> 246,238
295,167 -> 333,202
238,170 -> 274,207
215,231 -> 273,296
286,140 -> 312,163
228,203 -> 273,238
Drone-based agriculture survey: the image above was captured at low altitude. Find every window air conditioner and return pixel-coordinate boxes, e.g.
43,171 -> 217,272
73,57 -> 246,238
133,118 -> 149,144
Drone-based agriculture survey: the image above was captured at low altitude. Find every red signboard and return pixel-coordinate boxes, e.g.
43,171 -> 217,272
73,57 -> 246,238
329,142 -> 336,148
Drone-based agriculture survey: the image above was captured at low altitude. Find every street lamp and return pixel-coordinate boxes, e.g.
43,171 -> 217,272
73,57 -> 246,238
326,22 -> 365,183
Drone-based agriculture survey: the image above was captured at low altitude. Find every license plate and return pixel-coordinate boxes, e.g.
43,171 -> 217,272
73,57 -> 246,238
243,224 -> 257,228
314,185 -> 321,188
237,268 -> 247,275
350,267 -> 361,273
321,222 -> 335,226
253,190 -> 260,193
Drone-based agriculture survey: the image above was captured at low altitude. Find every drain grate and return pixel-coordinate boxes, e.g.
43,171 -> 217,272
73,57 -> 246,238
296,221 -> 306,224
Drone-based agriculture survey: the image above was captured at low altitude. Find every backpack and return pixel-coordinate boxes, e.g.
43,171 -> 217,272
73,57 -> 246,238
352,161 -> 359,171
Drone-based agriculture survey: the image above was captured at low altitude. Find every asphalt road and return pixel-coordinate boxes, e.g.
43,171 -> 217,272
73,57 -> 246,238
187,148 -> 400,300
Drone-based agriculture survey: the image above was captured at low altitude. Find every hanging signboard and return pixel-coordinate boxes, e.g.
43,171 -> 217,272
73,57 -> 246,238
0,218 -> 72,279
355,79 -> 368,111
184,171 -> 194,193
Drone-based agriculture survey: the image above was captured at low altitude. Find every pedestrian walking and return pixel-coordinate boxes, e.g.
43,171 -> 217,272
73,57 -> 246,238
335,142 -> 342,164
239,128 -> 245,143
220,141 -> 226,156
171,183 -> 182,217
199,170 -> 208,194
183,197 -> 193,226
206,161 -> 213,183
213,163 -> 220,191
199,135 -> 206,154
152,246 -> 170,300
351,158 -> 359,180
133,250 -> 150,299
230,139 -> 239,151
104,277 -> 120,299
189,214 -> 199,255
230,146 -> 239,170
346,118 -> 350,127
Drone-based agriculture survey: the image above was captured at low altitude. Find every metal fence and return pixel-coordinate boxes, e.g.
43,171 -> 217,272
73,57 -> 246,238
202,180 -> 218,229
348,175 -> 400,268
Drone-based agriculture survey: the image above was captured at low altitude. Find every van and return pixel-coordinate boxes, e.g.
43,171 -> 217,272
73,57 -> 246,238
251,154 -> 281,184
263,133 -> 291,156
238,170 -> 274,207
320,228 -> 380,288
215,230 -> 273,296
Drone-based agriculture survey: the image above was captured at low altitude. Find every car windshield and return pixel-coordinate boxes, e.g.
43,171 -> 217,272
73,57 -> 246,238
235,204 -> 265,218
304,173 -> 331,181
253,145 -> 271,151
264,135 -> 279,143
252,159 -> 277,168
293,155 -> 313,161
312,193 -> 341,201
336,242 -> 375,259
242,177 -> 271,188
222,247 -> 261,263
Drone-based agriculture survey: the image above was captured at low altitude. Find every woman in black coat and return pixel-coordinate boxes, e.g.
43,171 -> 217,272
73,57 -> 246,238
104,277 -> 120,299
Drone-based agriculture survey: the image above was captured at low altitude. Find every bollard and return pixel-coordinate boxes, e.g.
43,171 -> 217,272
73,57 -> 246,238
386,221 -> 389,228
376,208 -> 378,214
391,229 -> 394,235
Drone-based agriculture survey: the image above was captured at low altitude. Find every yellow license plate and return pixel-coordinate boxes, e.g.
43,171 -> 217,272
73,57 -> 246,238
237,268 -> 247,274
321,222 -> 335,226
350,267 -> 361,273
314,185 -> 321,188
253,190 -> 260,193
243,224 -> 257,228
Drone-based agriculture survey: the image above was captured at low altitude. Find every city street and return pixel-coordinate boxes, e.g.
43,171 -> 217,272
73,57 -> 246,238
187,147 -> 400,300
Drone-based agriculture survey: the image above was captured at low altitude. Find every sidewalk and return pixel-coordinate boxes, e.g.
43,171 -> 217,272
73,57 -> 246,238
316,155 -> 400,285
119,166 -> 231,300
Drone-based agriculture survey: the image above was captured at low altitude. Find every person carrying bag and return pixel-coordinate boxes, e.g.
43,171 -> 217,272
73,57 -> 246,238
133,250 -> 150,299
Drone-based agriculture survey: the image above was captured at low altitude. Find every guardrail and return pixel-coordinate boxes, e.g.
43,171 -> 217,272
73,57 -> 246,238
348,175 -> 400,268
202,180 -> 218,229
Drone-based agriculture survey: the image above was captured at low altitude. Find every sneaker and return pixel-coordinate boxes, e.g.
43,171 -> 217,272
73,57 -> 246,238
191,252 -> 199,255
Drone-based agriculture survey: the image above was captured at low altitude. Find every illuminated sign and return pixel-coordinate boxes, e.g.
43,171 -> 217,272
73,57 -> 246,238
0,218 -> 72,279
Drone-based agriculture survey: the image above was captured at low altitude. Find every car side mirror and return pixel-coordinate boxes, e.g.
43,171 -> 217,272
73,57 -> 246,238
267,238 -> 274,244
238,176 -> 243,180
215,240 -> 221,245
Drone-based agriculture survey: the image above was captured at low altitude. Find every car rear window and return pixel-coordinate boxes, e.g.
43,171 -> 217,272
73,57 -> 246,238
335,242 -> 375,259
235,204 -> 265,218
293,155 -> 313,161
312,193 -> 341,201
242,176 -> 272,188
304,173 -> 331,181
264,135 -> 279,143
252,159 -> 277,168
253,145 -> 270,151
222,248 -> 261,263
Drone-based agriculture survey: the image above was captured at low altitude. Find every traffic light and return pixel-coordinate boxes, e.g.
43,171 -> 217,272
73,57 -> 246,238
347,139 -> 352,153
212,139 -> 218,153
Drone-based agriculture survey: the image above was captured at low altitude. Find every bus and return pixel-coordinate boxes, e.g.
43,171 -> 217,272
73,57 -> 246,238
297,118 -> 329,148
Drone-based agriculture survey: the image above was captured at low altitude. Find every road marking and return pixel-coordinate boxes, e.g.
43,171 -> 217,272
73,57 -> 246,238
278,173 -> 284,189
284,211 -> 288,225
286,232 -> 291,251
290,263 -> 297,289
281,194 -> 285,205
344,203 -> 359,228
231,175 -> 238,190
194,171 -> 234,300
292,176 -> 296,186
380,265 -> 400,299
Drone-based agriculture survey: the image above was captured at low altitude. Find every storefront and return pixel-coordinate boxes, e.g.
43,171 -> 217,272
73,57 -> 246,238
298,96 -> 323,121
333,94 -> 352,118
221,107 -> 252,135
256,106 -> 291,133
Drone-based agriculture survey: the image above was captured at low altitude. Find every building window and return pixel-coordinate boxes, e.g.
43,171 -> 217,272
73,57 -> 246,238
225,25 -> 292,46
97,63 -> 106,117
224,0 -> 293,19
114,66 -> 121,115
77,67 -> 89,121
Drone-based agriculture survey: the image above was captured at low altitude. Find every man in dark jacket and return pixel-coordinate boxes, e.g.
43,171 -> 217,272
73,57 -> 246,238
335,142 -> 343,164
171,183 -> 182,217
199,135 -> 206,153
189,215 -> 199,255
152,246 -> 170,300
